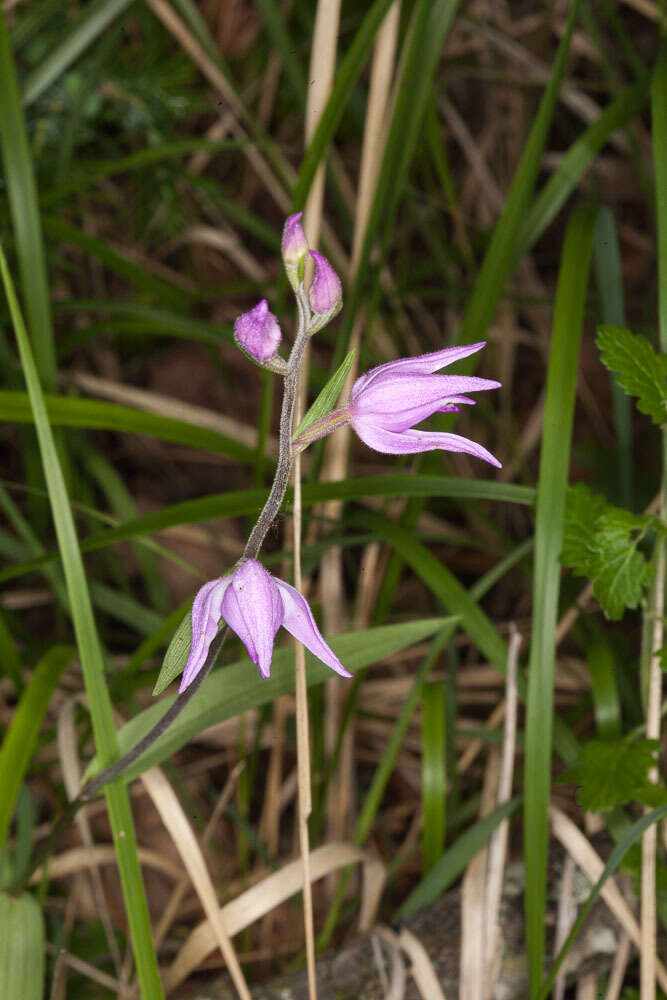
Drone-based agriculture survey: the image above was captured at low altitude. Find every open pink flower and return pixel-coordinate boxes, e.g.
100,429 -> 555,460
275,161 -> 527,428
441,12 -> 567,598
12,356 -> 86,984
180,559 -> 351,691
348,342 -> 501,466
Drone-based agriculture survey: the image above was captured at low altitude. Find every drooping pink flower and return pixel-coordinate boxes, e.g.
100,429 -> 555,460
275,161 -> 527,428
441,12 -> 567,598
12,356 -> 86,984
348,342 -> 501,466
308,251 -> 342,315
234,299 -> 282,362
180,559 -> 351,691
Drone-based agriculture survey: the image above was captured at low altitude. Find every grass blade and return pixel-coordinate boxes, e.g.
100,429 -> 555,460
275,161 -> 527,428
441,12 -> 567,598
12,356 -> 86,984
523,203 -> 598,997
396,797 -> 520,919
21,0 -> 135,107
0,892 -> 44,1000
0,646 -> 72,853
86,618 -> 453,784
421,680 -> 447,873
0,247 -> 164,999
0,10 -> 55,386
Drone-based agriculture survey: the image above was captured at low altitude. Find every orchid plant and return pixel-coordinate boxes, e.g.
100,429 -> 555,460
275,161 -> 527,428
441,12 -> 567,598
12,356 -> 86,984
80,212 -> 500,799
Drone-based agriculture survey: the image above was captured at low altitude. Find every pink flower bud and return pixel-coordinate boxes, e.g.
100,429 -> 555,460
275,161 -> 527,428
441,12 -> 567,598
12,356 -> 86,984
308,251 -> 342,315
281,212 -> 309,266
234,299 -> 281,363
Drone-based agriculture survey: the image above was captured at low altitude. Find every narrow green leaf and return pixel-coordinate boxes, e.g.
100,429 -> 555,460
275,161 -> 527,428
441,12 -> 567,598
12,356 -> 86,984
515,80 -> 648,265
0,646 -> 72,852
523,204 -> 598,996
87,618 -> 453,785
0,892 -> 44,1000
396,797 -> 520,919
293,348 -> 355,438
0,248 -> 164,998
0,9 -> 55,386
540,806 -> 667,998
43,217 -> 193,309
0,476 -> 534,585
152,609 -> 193,696
597,324 -> 667,426
422,680 -> 446,873
21,0 -> 135,107
0,391 -> 256,463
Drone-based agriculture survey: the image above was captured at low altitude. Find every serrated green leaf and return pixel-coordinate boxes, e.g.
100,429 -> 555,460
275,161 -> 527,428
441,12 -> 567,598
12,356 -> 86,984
561,483 -> 606,576
293,348 -> 355,439
562,485 -> 653,619
564,738 -> 662,812
0,892 -> 44,1000
597,325 -> 667,425
592,513 -> 652,619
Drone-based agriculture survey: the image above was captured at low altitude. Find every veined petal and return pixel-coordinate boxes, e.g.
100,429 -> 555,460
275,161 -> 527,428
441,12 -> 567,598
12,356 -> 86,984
222,560 -> 281,678
181,576 -> 231,691
352,419 -> 501,467
351,342 -> 487,398
351,373 -> 500,431
275,580 -> 351,678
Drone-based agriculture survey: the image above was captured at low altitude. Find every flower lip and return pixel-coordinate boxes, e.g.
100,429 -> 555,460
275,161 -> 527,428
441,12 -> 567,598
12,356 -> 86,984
308,251 -> 342,315
234,299 -> 282,362
180,559 -> 351,691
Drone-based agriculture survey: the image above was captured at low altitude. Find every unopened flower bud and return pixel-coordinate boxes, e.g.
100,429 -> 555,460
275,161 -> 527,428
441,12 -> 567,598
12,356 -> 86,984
308,251 -> 342,315
282,212 -> 309,289
234,299 -> 282,363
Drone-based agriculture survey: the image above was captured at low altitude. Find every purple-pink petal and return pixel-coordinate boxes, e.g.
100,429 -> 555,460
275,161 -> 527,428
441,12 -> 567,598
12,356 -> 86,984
352,419 -> 501,467
282,212 -> 309,265
222,560 -> 281,678
350,373 -> 500,432
180,577 -> 231,691
308,251 -> 342,314
234,299 -> 282,362
351,342 -> 487,398
275,580 -> 351,678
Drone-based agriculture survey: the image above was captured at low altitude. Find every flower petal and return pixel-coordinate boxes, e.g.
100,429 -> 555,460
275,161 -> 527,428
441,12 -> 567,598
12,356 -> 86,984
180,577 -> 231,691
222,560 -> 282,678
275,580 -> 351,677
351,342 -> 487,399
351,373 -> 500,431
352,420 -> 501,467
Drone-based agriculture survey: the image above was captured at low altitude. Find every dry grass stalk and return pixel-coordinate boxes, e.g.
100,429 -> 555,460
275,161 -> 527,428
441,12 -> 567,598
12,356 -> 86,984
372,926 -> 407,1000
483,624 -> 521,998
68,369 -> 278,456
153,760 -> 244,949
549,805 -> 667,993
30,843 -> 183,884
399,926 -> 448,1000
163,842 -> 385,992
44,941 -> 122,995
56,695 -> 124,979
139,765 -> 252,1000
641,537 -> 664,1000
319,1 -> 401,851
553,854 -> 578,1000
577,973 -> 598,999
459,750 -> 501,1000
604,932 -> 633,1000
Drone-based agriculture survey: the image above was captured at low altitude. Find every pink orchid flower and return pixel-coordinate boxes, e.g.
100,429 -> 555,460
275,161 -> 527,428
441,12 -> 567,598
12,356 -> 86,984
348,342 -> 501,466
180,559 -> 351,691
